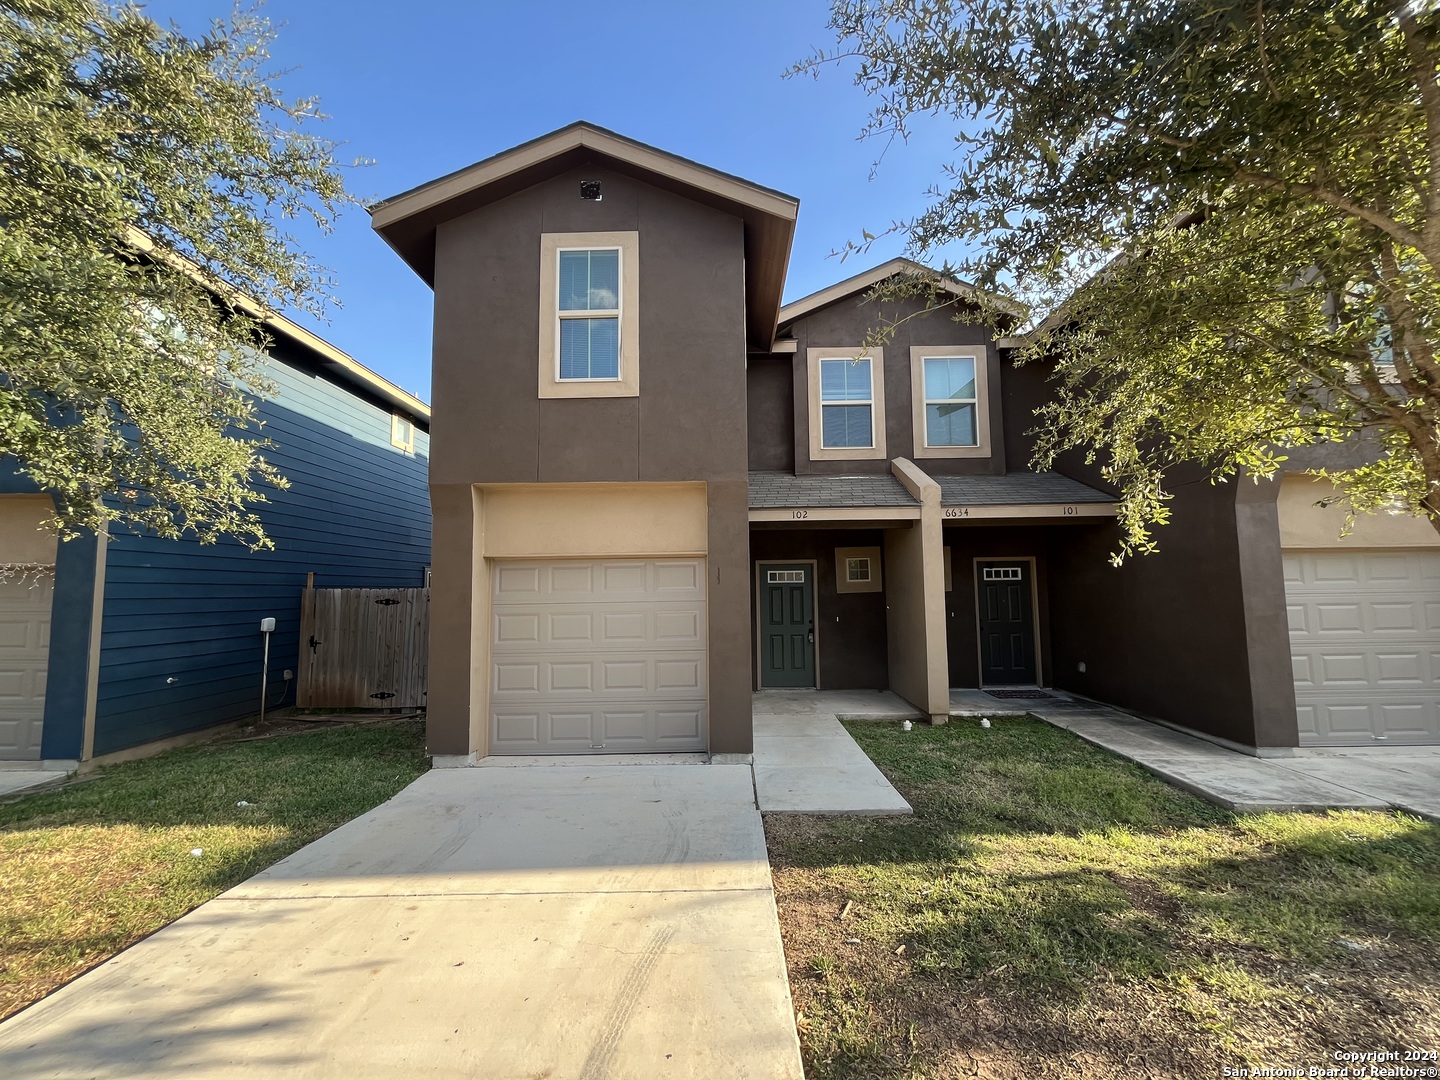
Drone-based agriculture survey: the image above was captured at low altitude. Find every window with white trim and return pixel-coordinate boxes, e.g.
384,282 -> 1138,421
819,358 -> 875,449
845,557 -> 872,583
922,357 -> 978,447
557,248 -> 621,381
390,413 -> 415,454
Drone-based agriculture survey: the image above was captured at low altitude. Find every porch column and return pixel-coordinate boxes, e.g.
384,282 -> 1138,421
886,459 -> 950,723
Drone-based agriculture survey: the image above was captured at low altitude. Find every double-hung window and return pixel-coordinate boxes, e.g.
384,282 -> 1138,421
539,231 -> 639,399
922,357 -> 978,447
819,358 -> 875,449
557,248 -> 621,381
807,347 -> 887,460
909,346 -> 989,458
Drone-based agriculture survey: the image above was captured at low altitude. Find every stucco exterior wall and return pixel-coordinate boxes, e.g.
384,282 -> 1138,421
426,161 -> 752,756
1277,473 -> 1440,549
782,296 -> 1004,476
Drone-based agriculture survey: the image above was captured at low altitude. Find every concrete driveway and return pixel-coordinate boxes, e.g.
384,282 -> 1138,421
0,763 -> 804,1079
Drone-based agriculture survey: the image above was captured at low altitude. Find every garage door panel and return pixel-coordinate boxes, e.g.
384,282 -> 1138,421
490,558 -> 707,754
1288,550 -> 1439,745
657,709 -> 705,740
0,575 -> 53,760
1375,652 -> 1426,685
492,651 -> 706,699
1315,604 -> 1363,633
490,706 -> 709,752
1371,602 -> 1423,632
492,604 -> 704,652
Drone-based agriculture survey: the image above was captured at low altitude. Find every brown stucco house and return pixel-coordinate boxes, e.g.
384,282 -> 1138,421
371,121 -> 1439,763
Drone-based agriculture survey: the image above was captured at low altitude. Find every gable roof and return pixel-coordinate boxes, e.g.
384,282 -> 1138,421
370,121 -> 800,350
777,257 -> 1026,329
125,228 -> 428,426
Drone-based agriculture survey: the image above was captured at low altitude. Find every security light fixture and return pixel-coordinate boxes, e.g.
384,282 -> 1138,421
580,179 -> 602,201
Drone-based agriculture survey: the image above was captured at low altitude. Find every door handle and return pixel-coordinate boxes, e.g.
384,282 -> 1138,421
807,625 -> 814,644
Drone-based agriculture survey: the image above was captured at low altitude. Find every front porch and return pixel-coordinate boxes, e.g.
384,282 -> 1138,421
747,461 -> 1122,723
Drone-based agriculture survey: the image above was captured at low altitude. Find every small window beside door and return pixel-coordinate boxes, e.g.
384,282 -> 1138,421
835,546 -> 883,593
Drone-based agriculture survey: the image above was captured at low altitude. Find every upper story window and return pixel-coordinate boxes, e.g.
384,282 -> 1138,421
909,345 -> 991,459
391,412 -> 416,454
558,248 -> 621,380
539,232 -> 639,399
922,357 -> 978,447
806,347 -> 887,461
820,358 -> 875,448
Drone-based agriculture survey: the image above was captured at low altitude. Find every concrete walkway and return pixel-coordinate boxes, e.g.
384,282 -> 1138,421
0,768 -> 71,798
1002,695 -> 1440,819
753,690 -> 914,815
0,764 -> 804,1079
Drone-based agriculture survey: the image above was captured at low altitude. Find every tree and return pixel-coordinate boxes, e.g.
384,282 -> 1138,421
0,0 -> 353,549
801,0 -> 1440,557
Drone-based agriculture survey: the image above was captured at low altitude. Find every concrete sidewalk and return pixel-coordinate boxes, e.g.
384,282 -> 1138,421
0,764 -> 804,1079
752,690 -> 914,815
1024,698 -> 1440,819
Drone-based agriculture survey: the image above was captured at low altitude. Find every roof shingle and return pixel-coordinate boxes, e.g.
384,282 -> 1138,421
748,471 -> 919,508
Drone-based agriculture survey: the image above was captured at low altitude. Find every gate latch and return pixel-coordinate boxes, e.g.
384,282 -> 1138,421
370,691 -> 396,700
308,635 -> 322,652
374,597 -> 400,606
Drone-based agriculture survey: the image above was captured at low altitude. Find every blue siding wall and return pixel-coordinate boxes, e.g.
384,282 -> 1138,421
0,463 -> 98,760
92,355 -> 431,755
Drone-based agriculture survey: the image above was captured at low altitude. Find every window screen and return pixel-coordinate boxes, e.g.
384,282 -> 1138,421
557,249 -> 621,380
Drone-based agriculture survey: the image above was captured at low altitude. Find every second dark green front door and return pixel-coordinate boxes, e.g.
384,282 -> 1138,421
759,564 -> 815,688
977,561 -> 1037,685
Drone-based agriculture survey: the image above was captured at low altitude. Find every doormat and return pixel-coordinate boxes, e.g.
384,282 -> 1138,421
984,689 -> 1054,700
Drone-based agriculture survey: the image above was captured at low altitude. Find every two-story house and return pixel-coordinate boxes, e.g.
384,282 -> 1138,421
373,122 -> 1438,763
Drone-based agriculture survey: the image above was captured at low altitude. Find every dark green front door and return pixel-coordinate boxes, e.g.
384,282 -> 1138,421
977,561 -> 1037,685
759,564 -> 815,688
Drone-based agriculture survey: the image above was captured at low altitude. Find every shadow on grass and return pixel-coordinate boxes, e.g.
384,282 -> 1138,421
769,717 -> 1440,995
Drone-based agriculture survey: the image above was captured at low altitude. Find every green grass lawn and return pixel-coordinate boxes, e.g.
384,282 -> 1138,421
765,716 -> 1440,1080
0,721 -> 428,1021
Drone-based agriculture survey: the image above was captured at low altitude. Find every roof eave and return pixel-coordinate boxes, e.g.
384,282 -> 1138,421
370,122 -> 799,350
776,257 -> 1027,330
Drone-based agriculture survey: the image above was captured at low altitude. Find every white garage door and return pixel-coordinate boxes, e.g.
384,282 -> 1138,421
0,573 -> 55,760
1286,550 -> 1440,745
490,558 -> 708,754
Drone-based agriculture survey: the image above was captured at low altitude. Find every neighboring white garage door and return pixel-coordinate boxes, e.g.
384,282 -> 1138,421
0,573 -> 54,760
490,558 -> 708,754
1286,550 -> 1440,745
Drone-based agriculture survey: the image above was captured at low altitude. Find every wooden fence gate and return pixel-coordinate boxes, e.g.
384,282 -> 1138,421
297,585 -> 429,708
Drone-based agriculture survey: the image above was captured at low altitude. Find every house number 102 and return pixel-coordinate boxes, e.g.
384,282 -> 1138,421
792,510 -> 808,519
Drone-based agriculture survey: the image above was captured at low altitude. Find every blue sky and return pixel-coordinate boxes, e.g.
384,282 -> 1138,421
141,1 -> 967,402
